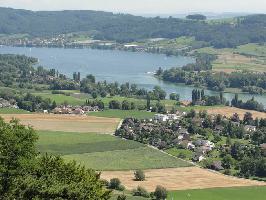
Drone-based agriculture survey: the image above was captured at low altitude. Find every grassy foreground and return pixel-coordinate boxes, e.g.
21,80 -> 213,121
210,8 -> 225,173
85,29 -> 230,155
167,186 -> 266,200
37,131 -> 191,171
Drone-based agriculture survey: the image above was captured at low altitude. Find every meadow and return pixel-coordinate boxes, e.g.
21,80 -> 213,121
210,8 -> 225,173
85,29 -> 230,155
87,109 -> 156,119
37,131 -> 191,171
167,186 -> 266,200
0,108 -> 30,114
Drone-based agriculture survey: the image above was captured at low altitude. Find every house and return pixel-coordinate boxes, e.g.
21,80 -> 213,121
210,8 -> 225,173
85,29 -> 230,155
192,152 -> 205,162
187,142 -> 195,150
154,114 -> 168,122
73,108 -> 85,115
195,140 -> 215,148
244,125 -> 256,132
167,114 -> 179,120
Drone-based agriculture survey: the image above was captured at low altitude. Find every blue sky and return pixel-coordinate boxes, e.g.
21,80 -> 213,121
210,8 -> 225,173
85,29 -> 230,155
0,0 -> 265,14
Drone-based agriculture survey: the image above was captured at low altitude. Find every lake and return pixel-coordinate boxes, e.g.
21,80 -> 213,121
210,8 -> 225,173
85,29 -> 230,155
0,46 -> 265,106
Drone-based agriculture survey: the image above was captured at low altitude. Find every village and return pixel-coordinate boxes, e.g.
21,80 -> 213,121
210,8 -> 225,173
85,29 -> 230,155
116,111 -> 263,172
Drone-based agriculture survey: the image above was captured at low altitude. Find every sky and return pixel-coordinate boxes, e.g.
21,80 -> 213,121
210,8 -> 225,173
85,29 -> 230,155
0,0 -> 265,14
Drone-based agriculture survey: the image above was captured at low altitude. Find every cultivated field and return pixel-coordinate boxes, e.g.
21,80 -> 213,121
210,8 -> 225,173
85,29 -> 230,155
101,167 -> 266,192
167,186 -> 266,200
196,44 -> 266,72
203,107 -> 266,119
0,114 -> 120,133
38,131 -> 191,171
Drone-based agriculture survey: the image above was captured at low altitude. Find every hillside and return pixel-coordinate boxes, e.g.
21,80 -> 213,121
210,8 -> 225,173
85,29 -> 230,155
0,7 -> 266,47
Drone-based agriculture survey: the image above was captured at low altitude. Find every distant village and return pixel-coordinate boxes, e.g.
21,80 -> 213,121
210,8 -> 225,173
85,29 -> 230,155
116,111 -> 261,171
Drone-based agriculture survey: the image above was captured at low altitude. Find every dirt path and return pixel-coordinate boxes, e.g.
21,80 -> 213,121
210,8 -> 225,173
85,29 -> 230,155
101,167 -> 266,192
0,114 -> 120,133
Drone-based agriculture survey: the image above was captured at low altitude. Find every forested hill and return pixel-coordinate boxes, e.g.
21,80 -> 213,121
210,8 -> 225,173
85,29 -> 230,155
0,7 -> 266,47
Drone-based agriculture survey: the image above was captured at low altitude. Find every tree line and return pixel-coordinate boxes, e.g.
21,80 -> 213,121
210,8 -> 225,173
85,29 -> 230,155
158,67 -> 266,93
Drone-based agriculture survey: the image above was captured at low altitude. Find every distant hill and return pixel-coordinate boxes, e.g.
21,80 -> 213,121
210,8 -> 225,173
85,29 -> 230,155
0,7 -> 266,48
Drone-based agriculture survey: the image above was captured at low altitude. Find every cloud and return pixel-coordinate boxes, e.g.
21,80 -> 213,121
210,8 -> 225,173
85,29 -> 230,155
0,0 -> 265,13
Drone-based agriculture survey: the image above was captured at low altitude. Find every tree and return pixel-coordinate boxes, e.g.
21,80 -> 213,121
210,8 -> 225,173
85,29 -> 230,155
13,155 -> 111,199
134,170 -> 145,181
0,118 -> 110,199
109,178 -> 121,190
146,95 -> 151,110
109,100 -> 121,109
243,112 -> 253,125
154,186 -> 167,200
169,93 -> 180,101
132,186 -> 150,198
92,91 -> 98,99
122,100 -> 131,110
0,118 -> 38,197
222,155 -> 234,169
186,14 -> 207,20
117,194 -> 127,200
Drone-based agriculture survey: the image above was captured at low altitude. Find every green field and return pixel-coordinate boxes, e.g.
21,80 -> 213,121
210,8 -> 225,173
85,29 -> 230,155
37,131 -> 144,155
88,109 -> 155,119
165,148 -> 193,160
37,131 -> 191,171
33,92 -> 86,105
0,108 -> 30,114
167,186 -> 266,200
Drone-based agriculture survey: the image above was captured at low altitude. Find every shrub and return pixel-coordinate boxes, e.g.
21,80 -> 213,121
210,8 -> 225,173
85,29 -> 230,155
154,185 -> 167,200
178,152 -> 186,159
109,178 -> 121,190
117,194 -> 127,200
134,170 -> 145,181
117,184 -> 125,191
132,186 -> 150,198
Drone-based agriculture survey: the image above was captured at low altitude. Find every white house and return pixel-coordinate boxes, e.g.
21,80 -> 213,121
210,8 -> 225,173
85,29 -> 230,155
154,114 -> 168,122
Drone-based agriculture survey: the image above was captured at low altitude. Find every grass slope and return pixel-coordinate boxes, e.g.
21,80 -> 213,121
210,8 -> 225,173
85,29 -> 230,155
87,110 -> 155,119
167,186 -> 266,200
63,147 -> 190,171
37,131 -> 190,171
0,108 -> 30,114
37,131 -> 144,155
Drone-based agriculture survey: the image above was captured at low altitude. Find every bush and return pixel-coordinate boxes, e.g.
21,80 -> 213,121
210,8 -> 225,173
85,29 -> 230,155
178,152 -> 186,159
100,179 -> 109,187
134,170 -> 145,181
132,186 -> 150,198
117,184 -> 125,191
154,185 -> 167,200
117,194 -> 127,200
109,178 -> 121,190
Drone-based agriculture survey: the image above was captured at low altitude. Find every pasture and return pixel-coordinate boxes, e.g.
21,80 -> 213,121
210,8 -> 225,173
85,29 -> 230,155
37,131 -> 191,171
0,114 -> 120,133
102,167 -> 266,192
0,108 -> 30,114
167,186 -> 266,200
87,109 -> 155,119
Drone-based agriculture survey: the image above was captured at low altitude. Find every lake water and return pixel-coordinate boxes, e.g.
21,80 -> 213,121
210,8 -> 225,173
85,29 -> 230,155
0,46 -> 265,106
